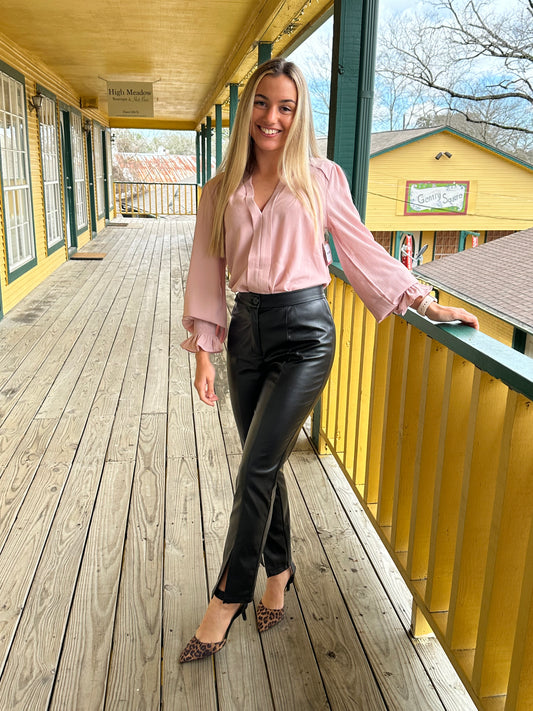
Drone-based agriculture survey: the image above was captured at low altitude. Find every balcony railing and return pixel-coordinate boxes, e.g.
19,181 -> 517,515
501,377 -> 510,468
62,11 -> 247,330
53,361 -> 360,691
315,266 -> 533,711
114,181 -> 198,217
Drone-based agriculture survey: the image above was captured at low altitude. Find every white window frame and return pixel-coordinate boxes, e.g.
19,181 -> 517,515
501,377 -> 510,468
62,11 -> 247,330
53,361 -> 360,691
39,93 -> 64,251
0,67 -> 36,277
69,112 -> 88,232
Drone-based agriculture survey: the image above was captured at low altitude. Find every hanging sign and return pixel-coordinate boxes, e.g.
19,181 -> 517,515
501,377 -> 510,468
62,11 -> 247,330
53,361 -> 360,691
107,81 -> 154,117
405,181 -> 469,215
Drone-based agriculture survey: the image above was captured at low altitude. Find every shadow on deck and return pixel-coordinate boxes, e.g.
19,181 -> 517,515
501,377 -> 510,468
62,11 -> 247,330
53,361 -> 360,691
0,218 -> 475,710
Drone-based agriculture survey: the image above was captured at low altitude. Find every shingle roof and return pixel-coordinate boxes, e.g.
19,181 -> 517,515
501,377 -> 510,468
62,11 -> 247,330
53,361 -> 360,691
413,228 -> 533,334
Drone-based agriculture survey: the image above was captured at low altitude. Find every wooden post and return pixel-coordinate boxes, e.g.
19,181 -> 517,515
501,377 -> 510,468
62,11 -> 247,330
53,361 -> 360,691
215,104 -> 223,167
229,83 -> 238,133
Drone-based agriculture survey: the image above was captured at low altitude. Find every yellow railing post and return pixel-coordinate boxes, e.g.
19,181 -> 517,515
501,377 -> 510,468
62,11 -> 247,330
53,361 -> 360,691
318,271 -> 533,711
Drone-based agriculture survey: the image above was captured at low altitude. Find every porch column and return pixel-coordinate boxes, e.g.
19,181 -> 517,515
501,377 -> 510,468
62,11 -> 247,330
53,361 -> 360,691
313,0 -> 380,451
229,83 -> 239,133
195,130 -> 201,185
201,122 -> 207,185
206,116 -> 212,181
258,41 -> 272,64
327,0 -> 379,221
215,104 -> 223,167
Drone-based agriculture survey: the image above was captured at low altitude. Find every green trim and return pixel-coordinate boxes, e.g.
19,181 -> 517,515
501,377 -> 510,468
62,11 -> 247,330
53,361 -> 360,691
371,126 -> 533,172
94,122 -> 106,220
215,104 -> 223,168
206,116 -> 212,182
35,84 -> 56,101
394,231 -> 403,260
329,265 -> 533,399
37,91 -> 67,254
513,328 -> 527,354
195,131 -> 201,184
258,42 -> 272,64
201,123 -> 207,185
85,129 -> 98,236
0,59 -> 24,83
403,309 -> 533,400
229,84 -> 238,133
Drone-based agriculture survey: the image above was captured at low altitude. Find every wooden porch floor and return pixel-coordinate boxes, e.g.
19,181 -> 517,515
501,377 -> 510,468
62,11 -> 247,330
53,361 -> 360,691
0,218 -> 476,711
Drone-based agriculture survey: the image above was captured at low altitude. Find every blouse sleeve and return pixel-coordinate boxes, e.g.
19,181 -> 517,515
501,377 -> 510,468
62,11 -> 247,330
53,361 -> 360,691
181,177 -> 227,353
324,161 -> 430,322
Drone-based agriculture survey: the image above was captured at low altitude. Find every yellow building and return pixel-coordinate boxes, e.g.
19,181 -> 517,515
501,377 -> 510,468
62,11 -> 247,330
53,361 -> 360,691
0,35 -> 115,317
364,127 -> 533,265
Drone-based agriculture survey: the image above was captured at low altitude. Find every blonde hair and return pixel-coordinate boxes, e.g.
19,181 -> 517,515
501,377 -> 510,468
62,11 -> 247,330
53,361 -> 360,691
209,58 -> 322,257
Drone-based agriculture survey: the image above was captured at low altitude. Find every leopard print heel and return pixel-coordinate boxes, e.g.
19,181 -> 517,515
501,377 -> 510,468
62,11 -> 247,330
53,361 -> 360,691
256,564 -> 296,633
256,600 -> 285,632
179,599 -> 247,663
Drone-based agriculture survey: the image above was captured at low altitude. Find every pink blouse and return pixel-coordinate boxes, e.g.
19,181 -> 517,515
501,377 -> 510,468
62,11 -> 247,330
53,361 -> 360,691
182,157 -> 430,353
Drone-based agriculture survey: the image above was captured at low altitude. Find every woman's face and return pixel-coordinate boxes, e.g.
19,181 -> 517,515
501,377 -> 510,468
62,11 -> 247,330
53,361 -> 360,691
250,73 -> 298,158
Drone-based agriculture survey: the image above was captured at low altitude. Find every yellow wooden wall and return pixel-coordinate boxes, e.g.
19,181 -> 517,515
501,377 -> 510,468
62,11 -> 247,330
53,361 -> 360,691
0,31 -> 112,314
366,132 -> 533,235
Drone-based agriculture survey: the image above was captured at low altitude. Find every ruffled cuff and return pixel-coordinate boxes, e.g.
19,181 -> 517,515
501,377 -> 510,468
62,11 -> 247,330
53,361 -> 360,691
394,281 -> 432,316
181,317 -> 225,353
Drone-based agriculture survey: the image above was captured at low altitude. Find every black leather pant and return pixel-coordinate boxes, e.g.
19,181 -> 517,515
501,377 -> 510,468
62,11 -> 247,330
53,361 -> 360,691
215,286 -> 336,603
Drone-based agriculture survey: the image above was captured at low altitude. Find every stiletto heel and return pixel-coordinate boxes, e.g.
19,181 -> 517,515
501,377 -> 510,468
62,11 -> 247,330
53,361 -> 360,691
256,564 -> 295,633
179,590 -> 247,663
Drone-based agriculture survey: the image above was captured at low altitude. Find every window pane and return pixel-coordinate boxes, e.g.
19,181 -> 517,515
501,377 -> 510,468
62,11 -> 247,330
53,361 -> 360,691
0,70 -> 35,272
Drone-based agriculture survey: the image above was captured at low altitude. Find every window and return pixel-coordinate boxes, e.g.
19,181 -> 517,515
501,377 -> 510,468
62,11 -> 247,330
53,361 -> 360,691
93,125 -> 105,218
69,112 -> 88,231
39,94 -> 64,251
0,68 -> 36,276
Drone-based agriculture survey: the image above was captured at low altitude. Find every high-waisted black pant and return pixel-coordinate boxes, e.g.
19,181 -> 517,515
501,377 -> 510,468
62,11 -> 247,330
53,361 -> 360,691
215,286 -> 336,603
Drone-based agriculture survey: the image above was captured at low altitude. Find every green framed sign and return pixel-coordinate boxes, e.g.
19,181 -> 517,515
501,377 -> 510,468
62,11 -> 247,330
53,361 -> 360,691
404,180 -> 469,215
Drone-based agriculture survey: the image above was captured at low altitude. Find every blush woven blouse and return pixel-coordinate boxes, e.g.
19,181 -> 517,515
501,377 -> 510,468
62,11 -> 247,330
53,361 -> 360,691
182,157 -> 430,353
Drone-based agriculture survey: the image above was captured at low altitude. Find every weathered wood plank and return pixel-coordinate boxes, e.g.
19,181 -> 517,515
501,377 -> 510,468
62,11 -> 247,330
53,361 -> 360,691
162,456 -> 218,711
106,413 -> 166,711
321,455 -> 477,711
0,414 -> 113,710
226,455 -> 329,711
284,457 -> 387,711
194,397 -> 274,711
0,417 -> 57,552
291,450 -> 446,711
49,461 -> 135,711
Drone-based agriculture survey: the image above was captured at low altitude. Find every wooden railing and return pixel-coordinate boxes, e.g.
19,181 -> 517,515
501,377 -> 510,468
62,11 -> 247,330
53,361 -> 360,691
114,182 -> 198,217
315,268 -> 533,711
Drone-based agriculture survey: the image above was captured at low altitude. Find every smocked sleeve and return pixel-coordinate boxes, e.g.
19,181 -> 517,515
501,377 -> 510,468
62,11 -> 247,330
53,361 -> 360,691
181,177 -> 227,353
324,161 -> 430,322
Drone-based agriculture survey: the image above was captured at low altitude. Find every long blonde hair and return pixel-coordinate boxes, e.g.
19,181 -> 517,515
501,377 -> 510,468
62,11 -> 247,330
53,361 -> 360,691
209,58 -> 323,257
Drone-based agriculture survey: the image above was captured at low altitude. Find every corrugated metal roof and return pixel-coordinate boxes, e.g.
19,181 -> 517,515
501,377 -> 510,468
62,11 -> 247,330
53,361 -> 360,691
113,153 -> 207,183
414,227 -> 533,334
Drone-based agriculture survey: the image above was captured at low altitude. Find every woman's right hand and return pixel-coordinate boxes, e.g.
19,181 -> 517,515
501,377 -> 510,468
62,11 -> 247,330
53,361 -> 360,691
194,349 -> 218,406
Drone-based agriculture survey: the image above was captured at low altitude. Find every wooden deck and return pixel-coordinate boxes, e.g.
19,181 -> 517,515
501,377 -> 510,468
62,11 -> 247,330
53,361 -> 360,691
0,218 -> 477,711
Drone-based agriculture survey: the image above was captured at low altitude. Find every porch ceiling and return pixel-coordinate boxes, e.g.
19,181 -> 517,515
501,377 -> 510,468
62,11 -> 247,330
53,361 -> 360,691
1,0 -> 332,130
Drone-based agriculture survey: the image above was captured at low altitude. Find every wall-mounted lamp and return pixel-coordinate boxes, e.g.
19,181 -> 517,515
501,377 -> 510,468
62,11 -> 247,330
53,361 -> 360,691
435,151 -> 453,160
28,91 -> 44,119
82,118 -> 92,134
111,132 -> 116,145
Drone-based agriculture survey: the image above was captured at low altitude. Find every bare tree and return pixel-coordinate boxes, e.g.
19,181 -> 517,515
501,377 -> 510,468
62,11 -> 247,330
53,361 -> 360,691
378,0 -> 532,146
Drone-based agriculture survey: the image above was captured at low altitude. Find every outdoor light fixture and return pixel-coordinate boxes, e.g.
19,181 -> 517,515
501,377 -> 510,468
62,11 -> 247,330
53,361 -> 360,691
444,151 -> 452,158
435,151 -> 453,160
28,91 -> 44,118
82,118 -> 92,134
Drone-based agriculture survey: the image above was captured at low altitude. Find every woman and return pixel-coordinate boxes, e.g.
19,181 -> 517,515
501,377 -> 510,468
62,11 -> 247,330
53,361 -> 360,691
179,58 -> 478,664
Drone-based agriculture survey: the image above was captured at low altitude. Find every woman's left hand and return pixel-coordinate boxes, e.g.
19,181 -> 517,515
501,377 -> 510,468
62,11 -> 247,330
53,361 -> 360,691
425,301 -> 479,329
